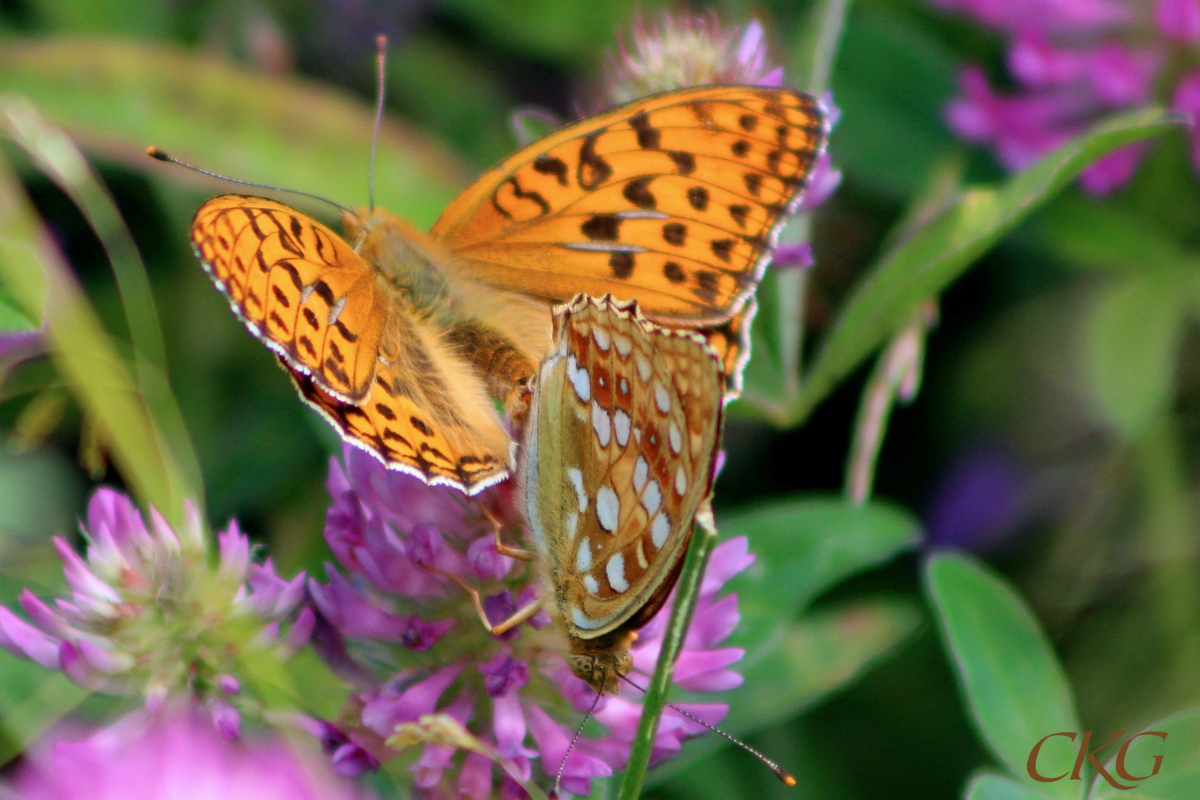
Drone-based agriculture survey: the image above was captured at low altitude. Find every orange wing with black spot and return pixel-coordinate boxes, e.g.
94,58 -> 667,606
191,195 -> 385,403
192,195 -> 514,494
430,86 -> 826,396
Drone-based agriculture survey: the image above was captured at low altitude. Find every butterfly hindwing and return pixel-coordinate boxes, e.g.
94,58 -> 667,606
523,294 -> 723,640
431,85 -> 826,398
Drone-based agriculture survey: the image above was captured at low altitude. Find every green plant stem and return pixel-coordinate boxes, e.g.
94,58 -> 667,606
616,508 -> 719,800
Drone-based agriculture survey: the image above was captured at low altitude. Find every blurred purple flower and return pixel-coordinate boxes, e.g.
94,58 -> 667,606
0,488 -> 309,732
924,448 -> 1029,551
5,705 -> 369,800
602,14 -> 782,105
308,445 -> 753,796
933,0 -> 1197,194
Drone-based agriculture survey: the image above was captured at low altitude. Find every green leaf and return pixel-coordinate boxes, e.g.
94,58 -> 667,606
0,39 -> 468,228
830,5 -> 959,197
1085,272 -> 1188,439
719,496 -> 921,657
925,554 -> 1081,800
1090,709 -> 1200,800
1041,195 -> 1200,274
965,772 -> 1056,800
791,107 -> 1182,427
646,597 -> 922,787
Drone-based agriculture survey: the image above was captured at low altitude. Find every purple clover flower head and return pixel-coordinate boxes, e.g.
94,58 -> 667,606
0,488 -> 309,731
5,705 -> 370,800
601,13 -> 781,106
308,445 -> 755,796
932,0 -> 1197,194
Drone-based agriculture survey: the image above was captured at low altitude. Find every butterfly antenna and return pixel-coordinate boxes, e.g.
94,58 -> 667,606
368,33 -> 388,213
550,688 -> 604,800
618,674 -> 797,787
145,147 -> 353,215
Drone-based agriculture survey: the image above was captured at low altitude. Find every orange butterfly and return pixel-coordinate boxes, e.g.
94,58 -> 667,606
188,85 -> 827,494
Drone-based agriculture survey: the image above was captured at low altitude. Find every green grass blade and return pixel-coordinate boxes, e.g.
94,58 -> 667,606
3,95 -> 204,506
0,150 -> 192,524
786,107 -> 1183,427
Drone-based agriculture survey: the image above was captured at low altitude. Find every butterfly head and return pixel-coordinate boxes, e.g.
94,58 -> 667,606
567,629 -> 637,695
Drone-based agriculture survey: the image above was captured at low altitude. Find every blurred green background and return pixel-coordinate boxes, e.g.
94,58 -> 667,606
1,0 -> 1198,798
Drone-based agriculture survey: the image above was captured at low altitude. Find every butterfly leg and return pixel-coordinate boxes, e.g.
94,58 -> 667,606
414,560 -> 543,636
482,505 -> 533,562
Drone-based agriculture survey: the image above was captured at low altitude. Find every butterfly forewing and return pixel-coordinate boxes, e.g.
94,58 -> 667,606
524,294 -> 723,641
192,195 -> 516,494
431,85 -> 826,398
192,195 -> 386,402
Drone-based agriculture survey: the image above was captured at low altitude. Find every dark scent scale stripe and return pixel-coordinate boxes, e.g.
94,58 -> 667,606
271,285 -> 291,308
299,336 -> 318,358
255,250 -> 271,273
333,320 -> 358,342
289,215 -> 304,240
312,279 -> 335,305
303,308 -> 320,330
328,340 -> 344,364
268,311 -> 288,333
375,403 -> 397,420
